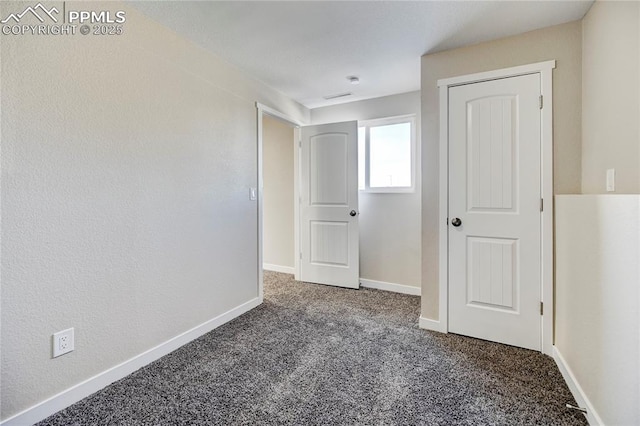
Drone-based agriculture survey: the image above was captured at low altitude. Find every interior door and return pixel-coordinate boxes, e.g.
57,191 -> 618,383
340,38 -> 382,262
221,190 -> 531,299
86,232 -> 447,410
299,121 -> 359,289
448,74 -> 542,351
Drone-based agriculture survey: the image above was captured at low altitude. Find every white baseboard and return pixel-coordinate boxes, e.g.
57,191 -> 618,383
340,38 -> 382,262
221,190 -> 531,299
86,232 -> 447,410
553,346 -> 603,426
360,278 -> 421,296
1,297 -> 262,426
263,263 -> 295,274
419,316 -> 446,333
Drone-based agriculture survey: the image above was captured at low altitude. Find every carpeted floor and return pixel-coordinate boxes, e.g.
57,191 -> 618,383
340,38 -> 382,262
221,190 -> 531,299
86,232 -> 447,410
38,271 -> 587,425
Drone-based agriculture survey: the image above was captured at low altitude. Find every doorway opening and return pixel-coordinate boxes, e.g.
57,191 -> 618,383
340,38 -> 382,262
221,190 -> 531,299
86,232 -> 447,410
257,104 -> 360,297
256,103 -> 301,301
262,115 -> 297,272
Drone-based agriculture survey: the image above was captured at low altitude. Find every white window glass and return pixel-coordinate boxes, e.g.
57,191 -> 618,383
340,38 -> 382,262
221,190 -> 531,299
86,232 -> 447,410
357,115 -> 415,193
369,122 -> 411,188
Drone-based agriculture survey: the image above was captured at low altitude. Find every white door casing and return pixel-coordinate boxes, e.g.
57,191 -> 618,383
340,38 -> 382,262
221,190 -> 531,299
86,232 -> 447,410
299,121 -> 359,289
434,61 -> 555,355
448,74 -> 542,351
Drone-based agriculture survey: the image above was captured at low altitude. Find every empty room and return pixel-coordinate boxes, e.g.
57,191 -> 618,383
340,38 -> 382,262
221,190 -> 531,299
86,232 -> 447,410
1,1 -> 638,425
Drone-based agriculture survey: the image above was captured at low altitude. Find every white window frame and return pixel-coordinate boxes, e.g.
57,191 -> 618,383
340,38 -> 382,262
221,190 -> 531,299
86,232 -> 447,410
358,114 -> 416,193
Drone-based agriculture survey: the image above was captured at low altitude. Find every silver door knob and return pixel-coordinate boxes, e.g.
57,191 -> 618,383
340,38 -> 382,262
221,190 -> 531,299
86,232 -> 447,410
349,210 -> 357,217
451,218 -> 462,227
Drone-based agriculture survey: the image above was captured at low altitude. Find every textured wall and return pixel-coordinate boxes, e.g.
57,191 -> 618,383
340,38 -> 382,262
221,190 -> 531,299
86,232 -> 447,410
311,92 -> 422,289
0,1 -> 308,420
420,21 -> 582,320
263,116 -> 295,269
581,1 -> 640,194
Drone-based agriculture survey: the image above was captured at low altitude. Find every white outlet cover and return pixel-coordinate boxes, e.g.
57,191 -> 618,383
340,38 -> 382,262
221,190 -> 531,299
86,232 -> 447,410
53,328 -> 74,358
606,168 -> 615,192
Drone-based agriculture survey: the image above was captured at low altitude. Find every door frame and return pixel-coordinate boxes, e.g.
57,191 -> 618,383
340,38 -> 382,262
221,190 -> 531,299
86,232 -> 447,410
256,102 -> 304,302
436,61 -> 556,355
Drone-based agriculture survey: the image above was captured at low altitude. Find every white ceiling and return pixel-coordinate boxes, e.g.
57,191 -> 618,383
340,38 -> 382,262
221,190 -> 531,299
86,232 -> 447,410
131,1 -> 593,109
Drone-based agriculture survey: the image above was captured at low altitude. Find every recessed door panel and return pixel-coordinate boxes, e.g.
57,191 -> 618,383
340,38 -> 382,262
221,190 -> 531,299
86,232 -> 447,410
309,134 -> 349,206
467,96 -> 516,212
467,237 -> 517,311
310,221 -> 349,266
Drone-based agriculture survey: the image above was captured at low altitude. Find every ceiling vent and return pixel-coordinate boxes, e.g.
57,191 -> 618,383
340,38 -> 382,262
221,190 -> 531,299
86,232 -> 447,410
323,92 -> 352,100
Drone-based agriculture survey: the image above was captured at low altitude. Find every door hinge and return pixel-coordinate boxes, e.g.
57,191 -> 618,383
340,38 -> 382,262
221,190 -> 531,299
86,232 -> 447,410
299,252 -> 303,260
539,95 -> 543,110
540,302 -> 544,315
298,139 -> 302,148
540,198 -> 544,212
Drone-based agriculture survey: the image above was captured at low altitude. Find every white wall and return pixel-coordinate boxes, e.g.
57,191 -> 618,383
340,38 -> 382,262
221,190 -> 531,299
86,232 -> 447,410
555,195 -> 639,425
581,1 -> 640,194
552,4 -> 640,425
311,92 -> 421,291
263,116 -> 295,271
0,1 -> 308,421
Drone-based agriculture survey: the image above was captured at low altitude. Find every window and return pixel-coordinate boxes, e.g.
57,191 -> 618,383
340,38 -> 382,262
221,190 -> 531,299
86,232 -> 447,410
358,115 -> 416,192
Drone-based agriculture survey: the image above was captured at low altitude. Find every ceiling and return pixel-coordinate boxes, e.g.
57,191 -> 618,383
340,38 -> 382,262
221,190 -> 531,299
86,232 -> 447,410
131,1 -> 593,109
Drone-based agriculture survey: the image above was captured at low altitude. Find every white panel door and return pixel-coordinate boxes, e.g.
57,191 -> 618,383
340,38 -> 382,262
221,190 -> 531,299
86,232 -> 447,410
300,121 -> 359,289
448,74 -> 541,351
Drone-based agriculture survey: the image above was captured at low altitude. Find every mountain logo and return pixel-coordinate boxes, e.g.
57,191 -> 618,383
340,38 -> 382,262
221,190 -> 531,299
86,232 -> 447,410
1,3 -> 60,24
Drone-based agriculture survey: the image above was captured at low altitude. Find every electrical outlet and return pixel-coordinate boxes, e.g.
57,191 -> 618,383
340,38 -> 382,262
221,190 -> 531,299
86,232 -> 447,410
53,328 -> 74,358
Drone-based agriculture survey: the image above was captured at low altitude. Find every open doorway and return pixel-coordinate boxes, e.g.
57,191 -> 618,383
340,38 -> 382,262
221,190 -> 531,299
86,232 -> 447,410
262,114 -> 296,275
256,103 -> 301,300
258,104 -> 361,295
257,101 -> 422,298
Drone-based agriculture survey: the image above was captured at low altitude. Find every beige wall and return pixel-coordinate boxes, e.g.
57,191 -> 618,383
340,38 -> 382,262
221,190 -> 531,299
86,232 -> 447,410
312,92 -> 422,289
581,1 -> 640,194
263,116 -> 295,269
420,21 -> 582,320
0,1 -> 308,420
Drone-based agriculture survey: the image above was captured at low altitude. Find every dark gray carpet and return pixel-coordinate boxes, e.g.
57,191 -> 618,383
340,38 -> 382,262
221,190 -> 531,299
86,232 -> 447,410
38,271 -> 587,425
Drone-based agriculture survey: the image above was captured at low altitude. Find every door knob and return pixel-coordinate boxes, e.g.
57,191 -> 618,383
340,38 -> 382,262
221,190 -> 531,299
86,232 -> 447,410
451,217 -> 462,227
349,210 -> 357,217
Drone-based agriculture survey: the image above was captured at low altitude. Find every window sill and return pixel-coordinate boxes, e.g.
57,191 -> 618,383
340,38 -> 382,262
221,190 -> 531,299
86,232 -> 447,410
359,187 -> 415,194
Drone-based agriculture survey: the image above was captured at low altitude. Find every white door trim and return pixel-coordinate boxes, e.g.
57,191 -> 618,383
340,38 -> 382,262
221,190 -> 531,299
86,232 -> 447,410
256,102 -> 304,301
436,60 -> 556,355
